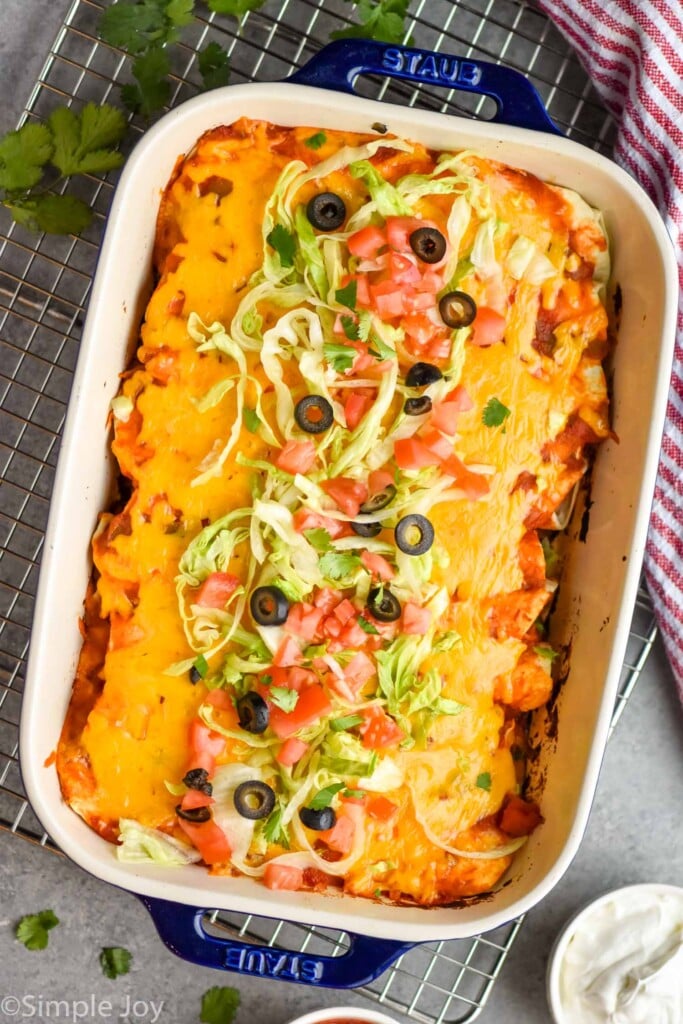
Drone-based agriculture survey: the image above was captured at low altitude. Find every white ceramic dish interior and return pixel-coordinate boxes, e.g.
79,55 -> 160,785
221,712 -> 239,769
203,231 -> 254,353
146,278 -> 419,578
21,80 -> 678,943
286,1008 -> 401,1024
546,883 -> 683,1023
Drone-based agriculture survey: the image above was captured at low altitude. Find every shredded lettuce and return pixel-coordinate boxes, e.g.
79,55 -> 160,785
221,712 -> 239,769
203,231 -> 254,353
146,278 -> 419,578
177,508 -> 251,586
470,217 -> 497,278
294,204 -> 328,299
349,160 -> 412,217
116,819 -> 200,865
375,633 -> 434,717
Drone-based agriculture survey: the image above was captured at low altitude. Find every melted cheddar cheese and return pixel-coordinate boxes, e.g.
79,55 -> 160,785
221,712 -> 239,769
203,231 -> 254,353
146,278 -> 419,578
58,119 -> 611,906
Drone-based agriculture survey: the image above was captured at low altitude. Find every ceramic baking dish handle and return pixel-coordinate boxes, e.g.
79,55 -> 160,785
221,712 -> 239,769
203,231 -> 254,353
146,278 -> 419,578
139,896 -> 414,987
289,38 -> 561,135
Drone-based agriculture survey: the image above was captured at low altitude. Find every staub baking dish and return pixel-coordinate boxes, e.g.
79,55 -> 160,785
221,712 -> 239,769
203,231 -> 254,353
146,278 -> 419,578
21,40 -> 677,986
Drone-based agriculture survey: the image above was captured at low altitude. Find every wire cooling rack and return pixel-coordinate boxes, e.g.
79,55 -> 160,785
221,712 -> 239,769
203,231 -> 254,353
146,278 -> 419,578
0,0 -> 657,1020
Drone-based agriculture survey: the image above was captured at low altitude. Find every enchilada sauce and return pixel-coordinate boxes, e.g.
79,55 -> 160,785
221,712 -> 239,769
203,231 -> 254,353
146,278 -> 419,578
57,119 -> 611,906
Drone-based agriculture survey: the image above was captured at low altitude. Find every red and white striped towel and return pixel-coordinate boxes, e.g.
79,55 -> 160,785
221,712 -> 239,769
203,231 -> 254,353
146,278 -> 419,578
538,0 -> 683,694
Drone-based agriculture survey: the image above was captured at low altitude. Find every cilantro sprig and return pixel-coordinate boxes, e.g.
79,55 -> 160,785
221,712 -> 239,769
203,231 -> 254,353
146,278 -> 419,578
332,0 -> 412,44
100,946 -> 133,979
482,397 -> 511,429
15,910 -> 59,951
0,105 -> 126,235
200,986 -> 241,1024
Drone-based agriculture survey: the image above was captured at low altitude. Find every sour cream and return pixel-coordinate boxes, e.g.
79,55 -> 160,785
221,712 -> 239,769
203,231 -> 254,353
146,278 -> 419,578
548,885 -> 683,1024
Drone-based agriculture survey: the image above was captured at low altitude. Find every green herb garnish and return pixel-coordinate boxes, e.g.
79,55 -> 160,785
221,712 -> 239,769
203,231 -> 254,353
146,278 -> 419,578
335,279 -> 357,310
309,782 -> 345,809
15,910 -> 59,951
193,654 -> 209,679
475,772 -> 492,791
269,687 -> 299,712
304,131 -> 327,150
323,342 -> 356,373
266,223 -> 296,268
198,41 -> 231,90
243,407 -> 260,433
99,946 -> 132,979
482,397 -> 511,428
200,985 -> 241,1024
330,713 -> 365,731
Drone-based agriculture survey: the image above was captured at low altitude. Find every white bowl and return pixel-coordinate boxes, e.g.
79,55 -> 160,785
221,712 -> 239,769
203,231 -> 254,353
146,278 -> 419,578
546,882 -> 683,1024
286,1009 -> 401,1024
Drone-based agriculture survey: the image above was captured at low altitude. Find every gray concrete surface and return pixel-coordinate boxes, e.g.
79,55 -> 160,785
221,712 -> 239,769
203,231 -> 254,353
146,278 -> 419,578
2,4 -> 683,1024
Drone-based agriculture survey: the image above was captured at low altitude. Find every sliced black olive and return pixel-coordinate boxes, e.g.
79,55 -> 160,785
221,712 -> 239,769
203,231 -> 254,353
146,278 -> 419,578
176,805 -> 212,824
351,521 -> 382,538
299,806 -> 336,831
367,586 -> 402,623
250,585 -> 289,626
236,692 -> 270,734
439,290 -> 477,329
405,362 -> 443,388
182,768 -> 213,796
233,780 -> 276,820
189,666 -> 202,685
294,394 -> 334,434
409,226 -> 447,265
359,484 -> 396,515
395,514 -> 435,556
306,192 -> 346,231
404,395 -> 432,416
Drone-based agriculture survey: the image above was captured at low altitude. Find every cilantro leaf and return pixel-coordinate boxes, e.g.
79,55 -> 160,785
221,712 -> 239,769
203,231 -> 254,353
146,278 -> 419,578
341,314 -> 360,341
261,805 -> 290,848
6,195 -> 92,235
15,910 -> 59,951
100,0 -> 192,53
122,47 -> 171,116
207,0 -> 265,14
304,527 -> 333,552
243,407 -> 260,433
0,123 -> 53,191
330,713 -> 365,731
193,653 -> 209,678
48,104 -> 126,177
266,223 -> 296,268
357,616 -> 379,635
368,333 -> 396,361
166,0 -> 195,26
475,771 -> 492,791
309,782 -> 345,810
304,131 -> 326,150
335,279 -> 357,310
319,551 -> 362,581
534,644 -> 559,662
323,342 -> 356,373
198,41 -> 231,90
200,986 -> 241,1024
269,686 -> 299,713
99,946 -> 132,979
482,397 -> 511,428
332,0 -> 412,44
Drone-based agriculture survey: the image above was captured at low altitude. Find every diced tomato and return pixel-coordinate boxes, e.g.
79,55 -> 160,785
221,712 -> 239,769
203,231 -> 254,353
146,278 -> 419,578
415,269 -> 443,293
440,455 -> 490,499
425,334 -> 453,361
322,614 -> 343,639
388,252 -> 421,285
273,636 -> 304,667
314,587 -> 343,613
394,437 -> 441,470
178,818 -> 231,865
195,572 -> 240,609
276,439 -> 317,474
293,507 -> 347,540
499,794 -> 544,837
287,667 -> 318,691
347,225 -> 386,259
369,280 -> 406,319
285,602 -> 325,641
420,427 -> 453,460
359,705 -> 404,749
181,790 -> 215,811
344,393 -> 371,431
351,274 -> 371,307
368,469 -> 394,495
361,550 -> 395,581
189,720 -> 226,762
470,307 -> 506,347
367,796 -> 398,822
430,401 -> 461,436
344,651 -> 376,689
320,813 -> 355,854
263,862 -> 304,890
352,352 -> 376,374
268,684 -> 332,738
402,602 -> 432,635
331,599 -> 355,625
403,312 -> 438,348
206,688 -> 234,712
337,620 -> 370,649
445,385 -> 474,411
403,289 -> 437,313
321,477 -> 368,517
276,737 -> 309,767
